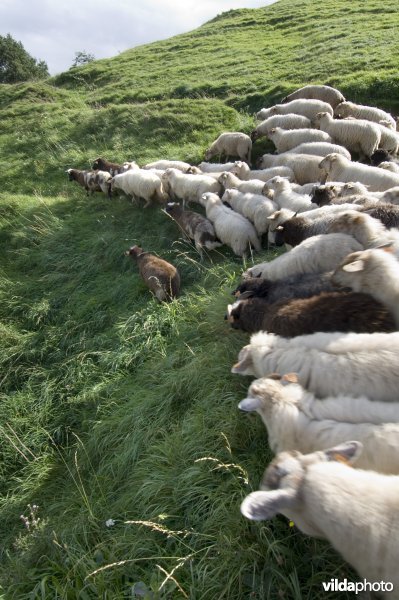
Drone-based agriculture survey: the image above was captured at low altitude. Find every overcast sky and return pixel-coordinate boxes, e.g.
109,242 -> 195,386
1,0 -> 277,76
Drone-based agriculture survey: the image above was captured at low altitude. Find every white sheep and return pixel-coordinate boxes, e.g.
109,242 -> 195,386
243,233 -> 363,280
280,84 -> 345,108
197,161 -> 236,173
251,114 -> 312,141
232,330 -> 399,403
327,210 -> 399,249
257,154 -> 324,185
142,159 -> 191,172
315,112 -> 381,158
332,247 -> 399,327
263,176 -> 317,212
231,161 -> 295,183
110,169 -> 166,207
205,132 -> 252,165
375,122 -> 399,154
221,189 -> 277,235
241,442 -> 399,598
285,141 -> 351,159
256,99 -> 333,124
238,374 -> 399,474
161,168 -> 221,207
218,172 -> 268,195
319,153 -> 399,191
266,127 -> 333,153
334,101 -> 396,130
203,193 -> 261,257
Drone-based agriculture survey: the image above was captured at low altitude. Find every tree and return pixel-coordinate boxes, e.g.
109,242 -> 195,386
0,33 -> 49,83
71,51 -> 95,68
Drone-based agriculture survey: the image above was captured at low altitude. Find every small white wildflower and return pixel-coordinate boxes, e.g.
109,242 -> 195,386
105,518 -> 116,528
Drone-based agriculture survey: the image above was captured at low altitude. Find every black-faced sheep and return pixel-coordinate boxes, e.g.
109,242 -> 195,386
125,245 -> 180,301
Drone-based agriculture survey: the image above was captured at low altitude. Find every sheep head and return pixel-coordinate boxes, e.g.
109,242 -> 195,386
125,245 -> 143,259
241,441 -> 363,523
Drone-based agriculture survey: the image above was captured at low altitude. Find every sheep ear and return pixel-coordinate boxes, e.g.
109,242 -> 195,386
241,490 -> 293,521
342,260 -> 364,272
324,441 -> 363,465
377,241 -> 395,254
267,213 -> 277,221
231,346 -> 253,374
238,395 -> 261,411
281,373 -> 298,385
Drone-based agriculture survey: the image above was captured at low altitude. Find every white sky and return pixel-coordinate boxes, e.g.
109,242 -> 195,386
0,0 -> 277,76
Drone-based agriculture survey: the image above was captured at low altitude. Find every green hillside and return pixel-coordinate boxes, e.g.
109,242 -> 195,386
0,0 -> 398,597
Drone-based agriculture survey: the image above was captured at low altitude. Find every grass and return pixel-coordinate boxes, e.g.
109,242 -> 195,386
1,0 -> 397,597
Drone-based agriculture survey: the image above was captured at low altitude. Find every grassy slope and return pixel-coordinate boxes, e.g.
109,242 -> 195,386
0,0 -> 398,597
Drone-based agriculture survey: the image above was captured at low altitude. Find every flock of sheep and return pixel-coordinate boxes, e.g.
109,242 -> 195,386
67,83 -> 399,597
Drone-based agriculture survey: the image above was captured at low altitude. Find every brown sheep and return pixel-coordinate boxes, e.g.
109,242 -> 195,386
226,292 -> 395,336
92,157 -> 125,176
125,246 -> 180,302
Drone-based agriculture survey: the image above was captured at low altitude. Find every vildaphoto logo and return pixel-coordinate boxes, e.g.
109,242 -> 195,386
322,579 -> 394,594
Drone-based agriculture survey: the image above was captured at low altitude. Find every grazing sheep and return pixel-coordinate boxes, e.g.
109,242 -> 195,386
203,193 -> 261,257
257,154 -> 324,185
315,112 -> 381,158
281,84 -> 345,108
161,168 -> 221,208
110,169 -> 166,208
334,101 -> 396,130
238,375 -> 399,473
251,114 -> 312,141
91,157 -> 126,176
319,153 -> 399,191
231,271 -> 336,302
263,176 -> 316,212
226,292 -> 394,335
205,132 -> 252,165
221,189 -> 277,236
284,141 -> 351,159
241,442 -> 399,598
218,172 -> 266,195
232,330 -> 399,403
332,247 -> 399,327
142,160 -> 191,172
256,99 -> 333,125
266,127 -> 332,153
231,161 -> 295,183
67,168 -> 111,196
164,202 -> 221,256
327,210 -> 399,249
244,233 -> 362,280
125,245 -> 180,301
